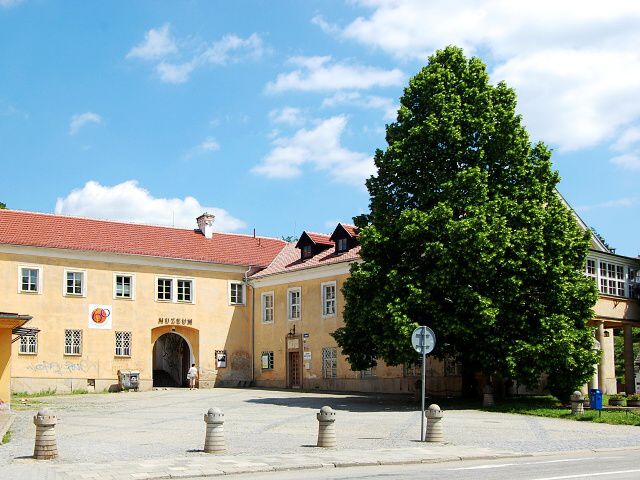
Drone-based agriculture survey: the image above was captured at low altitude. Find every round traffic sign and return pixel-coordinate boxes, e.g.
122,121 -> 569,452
411,326 -> 436,355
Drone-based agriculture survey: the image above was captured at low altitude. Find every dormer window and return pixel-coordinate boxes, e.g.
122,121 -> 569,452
336,238 -> 348,253
302,245 -> 313,259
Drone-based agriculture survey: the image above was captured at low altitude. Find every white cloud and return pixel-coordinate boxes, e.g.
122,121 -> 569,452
251,115 -> 375,186
155,61 -> 195,84
198,137 -> 220,152
266,56 -> 404,93
268,107 -> 306,126
126,24 -> 177,60
202,33 -> 266,65
610,153 -> 640,171
127,27 -> 265,84
69,112 -> 102,135
322,91 -> 398,120
55,180 -> 246,232
318,1 -> 640,167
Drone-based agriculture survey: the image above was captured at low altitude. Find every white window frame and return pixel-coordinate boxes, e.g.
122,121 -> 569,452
585,256 -> 629,298
63,269 -> 87,297
115,331 -> 132,357
176,278 -> 195,304
64,329 -> 83,356
261,351 -> 274,370
322,347 -> 337,379
18,265 -> 43,294
155,276 -> 173,302
19,334 -> 38,355
287,287 -> 301,321
321,281 -> 337,317
261,291 -> 274,323
113,273 -> 135,300
229,281 -> 246,306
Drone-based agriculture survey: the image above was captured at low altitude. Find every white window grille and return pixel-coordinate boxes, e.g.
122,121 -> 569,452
261,351 -> 274,370
322,282 -> 336,316
64,329 -> 82,355
115,275 -> 133,299
262,292 -> 274,323
177,279 -> 192,302
585,259 -> 596,280
157,278 -> 172,301
115,331 -> 132,357
229,282 -> 245,305
322,347 -> 337,379
288,288 -> 301,320
215,350 -> 227,368
66,271 -> 84,295
599,262 -> 625,297
19,334 -> 38,354
20,267 -> 39,293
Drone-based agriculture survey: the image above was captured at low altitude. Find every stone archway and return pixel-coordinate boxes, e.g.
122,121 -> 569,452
152,332 -> 192,388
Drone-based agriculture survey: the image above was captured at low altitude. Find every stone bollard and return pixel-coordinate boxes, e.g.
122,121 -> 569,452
570,390 -> 585,415
33,408 -> 58,460
424,404 -> 444,442
316,406 -> 336,448
203,407 -> 226,453
482,385 -> 495,407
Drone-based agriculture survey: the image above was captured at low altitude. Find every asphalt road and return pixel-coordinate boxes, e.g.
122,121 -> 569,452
214,450 -> 640,480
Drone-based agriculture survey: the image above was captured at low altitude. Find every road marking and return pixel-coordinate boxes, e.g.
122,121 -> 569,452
532,469 -> 640,480
449,457 -> 623,471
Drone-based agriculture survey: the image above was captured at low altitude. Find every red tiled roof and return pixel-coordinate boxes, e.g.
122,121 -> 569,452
340,223 -> 358,237
305,232 -> 334,246
251,241 -> 361,278
0,210 -> 286,268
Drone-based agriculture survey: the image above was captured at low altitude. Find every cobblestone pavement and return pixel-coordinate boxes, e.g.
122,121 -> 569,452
1,388 -> 639,479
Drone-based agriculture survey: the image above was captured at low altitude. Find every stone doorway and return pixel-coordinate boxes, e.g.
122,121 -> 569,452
285,334 -> 302,389
152,332 -> 191,388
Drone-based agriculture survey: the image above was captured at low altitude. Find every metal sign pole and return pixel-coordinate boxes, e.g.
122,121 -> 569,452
421,348 -> 426,441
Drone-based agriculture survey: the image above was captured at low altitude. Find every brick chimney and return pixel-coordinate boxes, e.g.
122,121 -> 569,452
197,213 -> 215,239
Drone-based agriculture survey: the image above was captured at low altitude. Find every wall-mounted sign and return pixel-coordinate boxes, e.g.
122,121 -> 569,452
89,304 -> 112,330
216,351 -> 227,368
303,351 -> 312,360
158,317 -> 192,326
303,333 -> 309,338
287,338 -> 300,350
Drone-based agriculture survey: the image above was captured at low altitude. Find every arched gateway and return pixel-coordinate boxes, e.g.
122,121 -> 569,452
152,332 -> 193,388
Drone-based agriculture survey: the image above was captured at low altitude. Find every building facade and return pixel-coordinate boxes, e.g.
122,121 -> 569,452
1,208 -> 639,396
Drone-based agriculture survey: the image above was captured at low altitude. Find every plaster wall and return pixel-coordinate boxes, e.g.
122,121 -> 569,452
1,251 -> 251,393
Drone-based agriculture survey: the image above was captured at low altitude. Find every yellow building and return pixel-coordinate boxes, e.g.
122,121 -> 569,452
250,225 -> 460,395
1,210 -> 284,393
1,208 -> 638,396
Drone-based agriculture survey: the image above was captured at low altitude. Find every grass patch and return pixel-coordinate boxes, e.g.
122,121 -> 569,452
479,395 -> 640,426
2,430 -> 11,444
12,388 -> 57,398
71,388 -> 88,395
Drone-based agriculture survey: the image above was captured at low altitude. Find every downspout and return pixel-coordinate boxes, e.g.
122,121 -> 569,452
244,265 -> 255,384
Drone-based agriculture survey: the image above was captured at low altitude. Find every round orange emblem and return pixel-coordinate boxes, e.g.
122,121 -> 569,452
91,308 -> 110,324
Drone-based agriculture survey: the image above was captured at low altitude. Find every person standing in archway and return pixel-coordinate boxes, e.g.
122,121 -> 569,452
187,363 -> 198,390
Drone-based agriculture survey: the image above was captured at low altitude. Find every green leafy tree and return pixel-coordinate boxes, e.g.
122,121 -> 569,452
333,46 -> 599,399
0,202 -> 5,209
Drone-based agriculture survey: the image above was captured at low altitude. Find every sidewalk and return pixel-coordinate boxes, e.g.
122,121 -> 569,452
3,444 -> 527,480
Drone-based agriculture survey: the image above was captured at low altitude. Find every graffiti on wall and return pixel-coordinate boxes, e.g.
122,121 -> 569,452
26,360 -> 98,376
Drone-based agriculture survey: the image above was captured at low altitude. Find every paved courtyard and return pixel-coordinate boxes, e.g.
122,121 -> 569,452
2,388 -> 640,467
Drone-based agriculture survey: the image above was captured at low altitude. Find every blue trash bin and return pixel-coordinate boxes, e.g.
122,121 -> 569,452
589,388 -> 603,410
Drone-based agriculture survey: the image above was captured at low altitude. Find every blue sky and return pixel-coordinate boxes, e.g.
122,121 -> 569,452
1,1 -> 639,256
